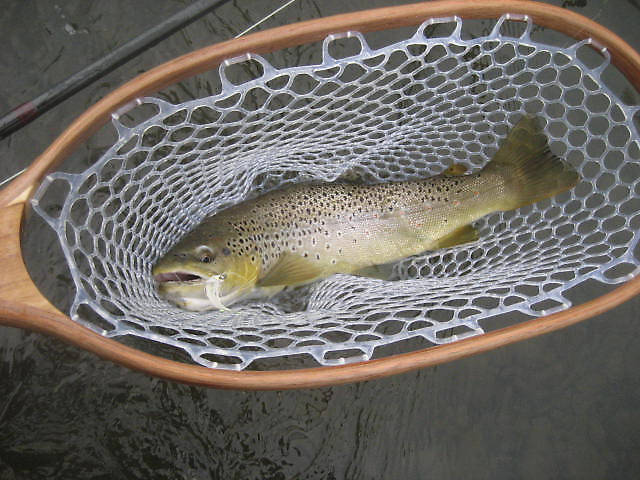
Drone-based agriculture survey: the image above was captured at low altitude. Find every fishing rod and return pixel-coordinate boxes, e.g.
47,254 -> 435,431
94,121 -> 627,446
0,0 -> 233,141
0,0 -> 299,187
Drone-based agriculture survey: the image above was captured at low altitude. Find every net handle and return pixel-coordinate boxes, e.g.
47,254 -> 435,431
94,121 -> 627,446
0,0 -> 639,389
1,200 -> 638,389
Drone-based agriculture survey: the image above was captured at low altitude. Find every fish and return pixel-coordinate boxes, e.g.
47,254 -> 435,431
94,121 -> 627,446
152,116 -> 580,311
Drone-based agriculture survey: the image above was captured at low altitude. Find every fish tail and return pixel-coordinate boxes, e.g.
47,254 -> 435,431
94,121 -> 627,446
484,115 -> 580,210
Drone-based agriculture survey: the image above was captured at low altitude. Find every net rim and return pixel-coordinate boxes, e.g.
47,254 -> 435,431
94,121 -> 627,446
1,0 -> 639,389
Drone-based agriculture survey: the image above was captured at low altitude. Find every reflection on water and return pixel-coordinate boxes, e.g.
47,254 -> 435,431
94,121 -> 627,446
1,1 -> 640,478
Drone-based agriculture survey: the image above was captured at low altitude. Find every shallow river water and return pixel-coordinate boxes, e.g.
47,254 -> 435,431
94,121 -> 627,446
1,1 -> 640,478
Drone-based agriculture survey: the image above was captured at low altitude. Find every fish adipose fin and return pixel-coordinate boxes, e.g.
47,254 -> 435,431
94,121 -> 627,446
337,165 -> 370,183
485,115 -> 580,210
435,224 -> 479,249
443,163 -> 469,176
257,253 -> 325,287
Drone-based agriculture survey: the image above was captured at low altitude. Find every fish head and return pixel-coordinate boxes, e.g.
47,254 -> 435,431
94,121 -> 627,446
152,238 -> 260,311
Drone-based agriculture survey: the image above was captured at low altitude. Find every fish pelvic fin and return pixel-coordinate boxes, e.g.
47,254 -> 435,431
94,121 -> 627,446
484,115 -> 580,210
257,253 -> 326,287
434,224 -> 479,249
352,263 -> 394,280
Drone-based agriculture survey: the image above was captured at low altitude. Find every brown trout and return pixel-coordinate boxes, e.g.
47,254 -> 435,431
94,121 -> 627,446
153,116 -> 580,311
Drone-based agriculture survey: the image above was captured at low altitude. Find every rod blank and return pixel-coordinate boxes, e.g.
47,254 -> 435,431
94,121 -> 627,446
0,0 -> 232,140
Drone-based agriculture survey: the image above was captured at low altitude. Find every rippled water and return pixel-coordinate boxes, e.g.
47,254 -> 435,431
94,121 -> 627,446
1,1 -> 640,478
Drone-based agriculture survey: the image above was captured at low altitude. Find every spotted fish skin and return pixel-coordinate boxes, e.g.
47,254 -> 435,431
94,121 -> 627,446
205,174 -> 504,279
153,116 -> 580,310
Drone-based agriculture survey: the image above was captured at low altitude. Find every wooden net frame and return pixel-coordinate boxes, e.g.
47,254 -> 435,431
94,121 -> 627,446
1,0 -> 639,389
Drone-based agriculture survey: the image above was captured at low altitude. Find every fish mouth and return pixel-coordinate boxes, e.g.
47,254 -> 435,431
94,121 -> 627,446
154,271 -> 204,284
154,271 -> 245,311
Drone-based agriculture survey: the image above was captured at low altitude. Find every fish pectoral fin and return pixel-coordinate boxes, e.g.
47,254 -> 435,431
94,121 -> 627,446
434,224 -> 479,249
257,253 -> 325,287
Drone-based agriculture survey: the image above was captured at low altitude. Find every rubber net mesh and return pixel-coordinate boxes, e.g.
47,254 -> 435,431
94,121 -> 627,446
32,15 -> 640,369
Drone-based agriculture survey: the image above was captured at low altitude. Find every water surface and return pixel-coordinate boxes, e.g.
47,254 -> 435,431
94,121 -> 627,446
1,1 -> 639,478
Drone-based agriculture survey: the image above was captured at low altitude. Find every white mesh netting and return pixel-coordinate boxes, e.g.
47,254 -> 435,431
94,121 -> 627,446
32,15 -> 640,369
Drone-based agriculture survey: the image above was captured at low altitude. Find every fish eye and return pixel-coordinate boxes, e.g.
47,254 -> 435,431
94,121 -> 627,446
195,246 -> 215,263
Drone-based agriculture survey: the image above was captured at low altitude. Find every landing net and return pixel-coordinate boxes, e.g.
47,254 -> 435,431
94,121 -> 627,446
32,15 -> 640,369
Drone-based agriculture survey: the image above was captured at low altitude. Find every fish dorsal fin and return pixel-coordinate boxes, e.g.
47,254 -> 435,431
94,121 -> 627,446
434,224 -> 479,249
257,253 -> 326,287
